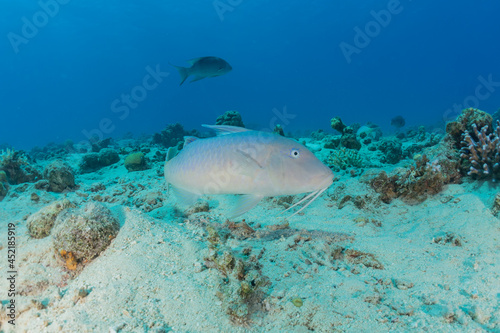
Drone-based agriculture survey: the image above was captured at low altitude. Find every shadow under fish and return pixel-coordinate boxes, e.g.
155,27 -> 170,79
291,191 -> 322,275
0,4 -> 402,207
171,56 -> 232,85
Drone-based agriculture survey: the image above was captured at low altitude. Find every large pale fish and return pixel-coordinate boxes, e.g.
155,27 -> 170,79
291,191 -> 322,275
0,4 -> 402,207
171,56 -> 232,85
164,125 -> 334,218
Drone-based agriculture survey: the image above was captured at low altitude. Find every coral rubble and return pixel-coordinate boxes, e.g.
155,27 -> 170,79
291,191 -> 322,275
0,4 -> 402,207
202,219 -> 270,325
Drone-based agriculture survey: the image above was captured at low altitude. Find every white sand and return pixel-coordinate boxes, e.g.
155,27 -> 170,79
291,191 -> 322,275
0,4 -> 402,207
0,150 -> 499,332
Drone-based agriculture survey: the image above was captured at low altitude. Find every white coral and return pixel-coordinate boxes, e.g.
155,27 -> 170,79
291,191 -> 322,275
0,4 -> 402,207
460,121 -> 500,180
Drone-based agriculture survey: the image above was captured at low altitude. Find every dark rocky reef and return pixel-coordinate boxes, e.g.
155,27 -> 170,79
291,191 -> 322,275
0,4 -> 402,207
43,160 -> 76,193
79,148 -> 120,174
216,110 -> 245,127
377,139 -> 402,164
330,116 -> 362,150
152,123 -> 199,148
0,148 -> 41,185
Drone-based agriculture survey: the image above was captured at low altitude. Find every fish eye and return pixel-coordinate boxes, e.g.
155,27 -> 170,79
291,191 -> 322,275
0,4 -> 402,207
290,149 -> 300,159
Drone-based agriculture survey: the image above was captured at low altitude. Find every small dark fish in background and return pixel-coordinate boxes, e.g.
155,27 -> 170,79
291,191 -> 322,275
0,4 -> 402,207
171,56 -> 232,85
391,115 -> 406,128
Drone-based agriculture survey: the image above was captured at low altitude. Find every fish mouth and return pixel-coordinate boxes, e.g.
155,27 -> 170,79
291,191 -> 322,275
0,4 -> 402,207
278,171 -> 333,219
312,172 -> 334,190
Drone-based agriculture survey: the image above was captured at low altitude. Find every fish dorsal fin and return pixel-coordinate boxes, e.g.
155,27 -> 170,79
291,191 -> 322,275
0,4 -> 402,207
202,124 -> 252,136
187,57 -> 202,65
228,194 -> 264,219
183,136 -> 199,148
166,147 -> 178,162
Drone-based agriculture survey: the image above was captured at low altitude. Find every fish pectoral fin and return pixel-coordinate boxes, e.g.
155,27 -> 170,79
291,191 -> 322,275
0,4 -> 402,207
166,147 -> 178,162
171,186 -> 200,206
201,124 -> 252,136
229,194 -> 264,219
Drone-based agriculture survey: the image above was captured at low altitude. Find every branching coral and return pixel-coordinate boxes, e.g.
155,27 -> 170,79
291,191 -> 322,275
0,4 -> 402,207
327,148 -> 363,171
460,121 -> 500,180
446,108 -> 492,147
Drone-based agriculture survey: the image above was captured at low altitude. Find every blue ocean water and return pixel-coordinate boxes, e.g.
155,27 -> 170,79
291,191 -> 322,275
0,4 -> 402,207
1,0 -> 499,149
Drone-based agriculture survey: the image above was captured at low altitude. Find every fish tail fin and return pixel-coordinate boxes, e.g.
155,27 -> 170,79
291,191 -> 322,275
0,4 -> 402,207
170,63 -> 189,86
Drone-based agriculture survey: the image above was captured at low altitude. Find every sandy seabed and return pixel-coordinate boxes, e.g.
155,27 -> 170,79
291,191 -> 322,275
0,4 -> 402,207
0,150 -> 499,333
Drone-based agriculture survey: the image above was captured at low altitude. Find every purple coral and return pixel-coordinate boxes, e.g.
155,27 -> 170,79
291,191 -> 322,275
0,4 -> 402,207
460,120 -> 500,180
